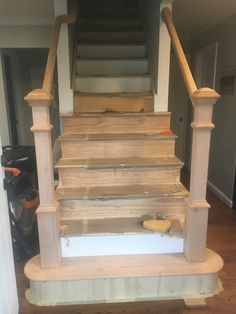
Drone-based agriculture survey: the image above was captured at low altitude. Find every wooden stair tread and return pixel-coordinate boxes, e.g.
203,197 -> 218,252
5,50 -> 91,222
60,217 -> 184,237
59,132 -> 176,142
78,42 -> 145,47
61,111 -> 170,117
78,57 -> 148,61
25,249 -> 223,281
74,91 -> 153,97
55,156 -> 183,169
56,183 -> 188,200
76,73 -> 150,78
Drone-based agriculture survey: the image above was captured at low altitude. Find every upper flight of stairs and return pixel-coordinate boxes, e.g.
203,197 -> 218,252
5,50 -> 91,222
74,0 -> 152,112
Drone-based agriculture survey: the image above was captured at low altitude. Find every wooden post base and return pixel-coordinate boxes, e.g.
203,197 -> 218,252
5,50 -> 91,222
24,249 -> 223,306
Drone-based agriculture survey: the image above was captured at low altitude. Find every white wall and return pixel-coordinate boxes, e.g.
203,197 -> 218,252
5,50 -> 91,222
192,14 -> 236,206
0,137 -> 19,314
141,0 -> 160,91
0,25 -> 52,48
0,51 -> 10,145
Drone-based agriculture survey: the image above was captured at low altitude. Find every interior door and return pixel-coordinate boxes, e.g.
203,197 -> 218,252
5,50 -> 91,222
0,135 -> 19,314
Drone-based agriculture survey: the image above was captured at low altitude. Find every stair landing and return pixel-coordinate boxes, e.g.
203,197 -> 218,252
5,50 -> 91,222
25,249 -> 223,306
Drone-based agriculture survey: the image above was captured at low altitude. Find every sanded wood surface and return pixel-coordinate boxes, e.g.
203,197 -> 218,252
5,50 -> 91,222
59,167 -> 181,187
60,217 -> 184,237
62,112 -> 170,133
58,197 -> 186,222
74,92 -> 153,113
25,249 -> 222,281
56,156 -> 183,169
56,182 -> 188,200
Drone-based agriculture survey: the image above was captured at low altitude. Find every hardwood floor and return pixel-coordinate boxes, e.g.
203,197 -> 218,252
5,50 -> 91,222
16,170 -> 236,313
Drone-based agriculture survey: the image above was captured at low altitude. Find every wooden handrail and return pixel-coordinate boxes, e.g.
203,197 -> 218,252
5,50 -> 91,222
161,7 -> 197,98
42,11 -> 77,94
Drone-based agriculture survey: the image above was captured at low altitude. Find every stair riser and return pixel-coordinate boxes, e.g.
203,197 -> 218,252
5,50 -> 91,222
75,76 -> 150,93
74,94 -> 153,113
78,32 -> 144,43
79,19 -> 143,32
59,197 -> 185,222
59,167 -> 181,187
61,234 -> 184,257
76,59 -> 148,75
62,114 -> 170,134
77,45 -> 146,58
81,8 -> 140,18
61,139 -> 175,159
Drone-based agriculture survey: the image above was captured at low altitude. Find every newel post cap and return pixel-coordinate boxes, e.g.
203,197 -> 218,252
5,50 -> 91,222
24,89 -> 53,104
190,87 -> 221,102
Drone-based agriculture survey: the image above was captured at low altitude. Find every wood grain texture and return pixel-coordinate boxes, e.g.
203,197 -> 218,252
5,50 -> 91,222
161,7 -> 197,97
17,172 -> 233,313
60,132 -> 175,159
62,112 -> 170,133
25,249 -> 222,281
59,167 -> 181,187
56,156 -> 183,169
57,182 -> 188,222
60,217 -> 184,237
73,92 -> 153,113
184,89 -> 221,262
24,249 -> 222,305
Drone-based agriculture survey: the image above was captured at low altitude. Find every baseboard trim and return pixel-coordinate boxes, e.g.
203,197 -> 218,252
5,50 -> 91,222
208,180 -> 233,208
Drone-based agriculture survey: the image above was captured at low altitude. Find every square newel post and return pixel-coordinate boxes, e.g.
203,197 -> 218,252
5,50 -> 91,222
25,89 -> 61,268
184,88 -> 220,262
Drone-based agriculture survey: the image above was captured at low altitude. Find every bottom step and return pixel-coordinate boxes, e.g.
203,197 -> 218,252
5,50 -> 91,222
25,249 -> 223,306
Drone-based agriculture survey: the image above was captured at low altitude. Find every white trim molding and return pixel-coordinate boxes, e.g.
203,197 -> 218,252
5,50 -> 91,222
208,180 -> 233,208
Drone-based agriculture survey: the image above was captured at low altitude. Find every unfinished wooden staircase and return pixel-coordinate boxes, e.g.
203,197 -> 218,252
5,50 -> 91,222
24,0 -> 223,307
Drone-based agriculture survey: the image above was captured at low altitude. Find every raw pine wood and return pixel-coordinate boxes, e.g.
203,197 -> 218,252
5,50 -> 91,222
17,178 -> 236,313
60,133 -> 176,159
56,183 -> 188,200
23,6 -> 77,268
161,7 -> 197,97
62,112 -> 170,133
184,88 -> 221,262
56,156 -> 183,169
43,13 -> 77,93
59,166 -> 181,187
57,183 -> 188,223
74,92 -> 153,113
24,249 -> 222,305
60,217 -> 184,237
24,90 -> 61,268
36,206 -> 61,268
58,197 -> 186,222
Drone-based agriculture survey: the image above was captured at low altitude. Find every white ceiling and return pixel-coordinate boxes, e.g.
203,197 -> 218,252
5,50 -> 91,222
173,0 -> 236,38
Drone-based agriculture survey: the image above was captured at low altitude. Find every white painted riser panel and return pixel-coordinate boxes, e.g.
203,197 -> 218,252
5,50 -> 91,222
75,76 -> 151,92
61,234 -> 184,257
78,45 -> 146,58
76,59 -> 149,75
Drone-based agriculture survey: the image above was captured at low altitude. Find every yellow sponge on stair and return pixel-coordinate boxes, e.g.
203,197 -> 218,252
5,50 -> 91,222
143,219 -> 171,233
